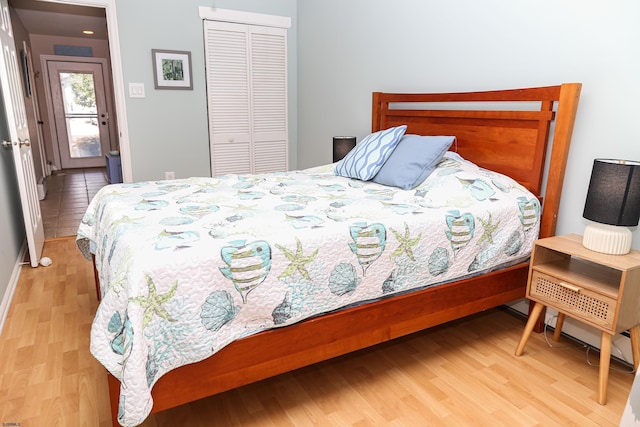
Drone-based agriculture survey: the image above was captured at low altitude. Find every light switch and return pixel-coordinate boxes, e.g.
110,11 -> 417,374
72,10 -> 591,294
129,83 -> 145,98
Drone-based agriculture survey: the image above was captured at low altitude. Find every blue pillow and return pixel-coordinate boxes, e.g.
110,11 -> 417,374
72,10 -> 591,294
372,135 -> 455,190
334,125 -> 407,180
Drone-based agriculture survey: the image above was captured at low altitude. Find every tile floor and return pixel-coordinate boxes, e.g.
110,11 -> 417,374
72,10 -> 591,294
40,168 -> 109,239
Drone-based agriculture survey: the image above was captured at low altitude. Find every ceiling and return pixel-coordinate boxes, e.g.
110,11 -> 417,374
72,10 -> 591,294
9,0 -> 107,40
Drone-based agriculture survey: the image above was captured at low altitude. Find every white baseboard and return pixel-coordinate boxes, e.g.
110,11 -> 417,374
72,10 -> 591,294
508,299 -> 634,366
0,242 -> 27,336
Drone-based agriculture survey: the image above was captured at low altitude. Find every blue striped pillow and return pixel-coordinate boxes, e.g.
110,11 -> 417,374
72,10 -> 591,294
334,125 -> 407,180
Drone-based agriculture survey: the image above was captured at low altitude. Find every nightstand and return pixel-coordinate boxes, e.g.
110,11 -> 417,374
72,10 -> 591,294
515,233 -> 640,405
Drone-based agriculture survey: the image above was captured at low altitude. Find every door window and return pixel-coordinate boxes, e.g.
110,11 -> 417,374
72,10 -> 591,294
60,71 -> 101,158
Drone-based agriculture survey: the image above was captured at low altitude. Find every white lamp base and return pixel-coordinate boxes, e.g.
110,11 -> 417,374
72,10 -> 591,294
582,223 -> 632,255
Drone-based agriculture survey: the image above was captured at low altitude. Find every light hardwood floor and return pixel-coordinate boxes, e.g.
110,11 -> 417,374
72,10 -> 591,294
0,238 -> 634,426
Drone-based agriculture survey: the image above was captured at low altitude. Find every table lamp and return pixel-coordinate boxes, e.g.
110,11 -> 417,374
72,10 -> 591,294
333,136 -> 356,163
582,158 -> 640,255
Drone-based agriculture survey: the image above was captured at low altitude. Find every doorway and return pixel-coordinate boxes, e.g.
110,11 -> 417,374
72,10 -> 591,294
43,57 -> 114,169
8,0 -> 129,239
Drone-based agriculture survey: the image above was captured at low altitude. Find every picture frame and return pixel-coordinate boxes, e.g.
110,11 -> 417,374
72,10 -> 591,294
151,49 -> 193,90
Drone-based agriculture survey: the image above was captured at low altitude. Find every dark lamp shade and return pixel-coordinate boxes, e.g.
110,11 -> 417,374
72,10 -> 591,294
333,136 -> 356,163
583,159 -> 640,227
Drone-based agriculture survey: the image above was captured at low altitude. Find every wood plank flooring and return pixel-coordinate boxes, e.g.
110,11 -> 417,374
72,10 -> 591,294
0,237 -> 634,426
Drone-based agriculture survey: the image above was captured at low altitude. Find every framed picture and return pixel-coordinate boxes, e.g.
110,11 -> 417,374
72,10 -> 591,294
152,49 -> 193,90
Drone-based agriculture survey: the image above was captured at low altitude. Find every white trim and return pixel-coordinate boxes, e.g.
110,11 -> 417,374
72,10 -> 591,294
36,0 -> 132,182
199,6 -> 291,29
0,241 -> 26,336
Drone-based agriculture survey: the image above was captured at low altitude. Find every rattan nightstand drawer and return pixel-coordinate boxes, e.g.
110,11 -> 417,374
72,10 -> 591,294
529,270 -> 616,329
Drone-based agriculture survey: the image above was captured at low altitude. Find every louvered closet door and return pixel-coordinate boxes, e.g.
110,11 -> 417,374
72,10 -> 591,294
250,26 -> 288,173
205,20 -> 288,176
205,21 -> 252,175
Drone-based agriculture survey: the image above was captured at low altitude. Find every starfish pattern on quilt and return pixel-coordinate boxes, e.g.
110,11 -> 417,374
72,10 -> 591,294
129,275 -> 178,329
477,212 -> 500,245
390,222 -> 421,261
275,238 -> 319,281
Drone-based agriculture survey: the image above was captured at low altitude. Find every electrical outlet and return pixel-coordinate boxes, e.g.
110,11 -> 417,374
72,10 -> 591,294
164,171 -> 175,180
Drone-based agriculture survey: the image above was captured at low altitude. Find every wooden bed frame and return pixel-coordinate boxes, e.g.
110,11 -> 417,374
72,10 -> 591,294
103,83 -> 582,426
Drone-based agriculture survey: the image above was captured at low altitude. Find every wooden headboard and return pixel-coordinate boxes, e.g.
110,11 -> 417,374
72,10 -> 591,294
372,83 -> 582,238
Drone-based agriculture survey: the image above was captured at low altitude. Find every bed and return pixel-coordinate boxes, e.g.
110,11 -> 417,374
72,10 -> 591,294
77,83 -> 581,427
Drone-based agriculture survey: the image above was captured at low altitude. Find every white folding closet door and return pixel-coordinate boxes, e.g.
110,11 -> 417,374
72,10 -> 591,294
205,20 -> 251,175
250,27 -> 287,173
204,20 -> 288,176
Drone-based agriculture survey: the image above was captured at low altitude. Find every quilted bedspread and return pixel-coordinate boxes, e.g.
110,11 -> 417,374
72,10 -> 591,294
77,153 -> 541,426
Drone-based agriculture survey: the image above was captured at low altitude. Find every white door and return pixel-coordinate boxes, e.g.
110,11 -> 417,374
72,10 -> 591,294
46,60 -> 112,169
0,1 -> 44,267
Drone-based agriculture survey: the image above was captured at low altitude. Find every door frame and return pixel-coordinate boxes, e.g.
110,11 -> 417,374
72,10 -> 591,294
37,0 -> 131,181
41,56 -> 116,169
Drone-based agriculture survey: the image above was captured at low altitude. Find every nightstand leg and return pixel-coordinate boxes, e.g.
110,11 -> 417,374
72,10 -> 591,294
629,325 -> 640,372
553,312 -> 566,342
515,302 -> 545,356
598,332 -> 613,405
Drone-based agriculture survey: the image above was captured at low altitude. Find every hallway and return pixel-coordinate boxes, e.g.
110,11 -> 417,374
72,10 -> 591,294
40,168 -> 109,239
